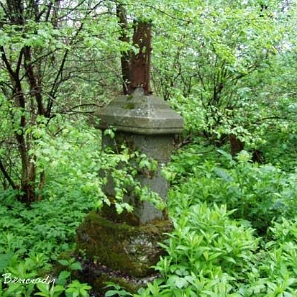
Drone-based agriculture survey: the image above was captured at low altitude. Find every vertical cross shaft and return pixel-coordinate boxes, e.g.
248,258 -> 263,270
128,20 -> 152,95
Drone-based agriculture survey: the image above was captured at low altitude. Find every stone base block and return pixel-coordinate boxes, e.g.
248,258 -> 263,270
76,211 -> 172,278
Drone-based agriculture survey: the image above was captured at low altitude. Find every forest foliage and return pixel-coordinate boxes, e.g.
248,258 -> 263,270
1,0 -> 297,296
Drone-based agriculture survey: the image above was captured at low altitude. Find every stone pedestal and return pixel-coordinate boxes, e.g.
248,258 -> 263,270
75,90 -> 183,294
95,89 -> 183,224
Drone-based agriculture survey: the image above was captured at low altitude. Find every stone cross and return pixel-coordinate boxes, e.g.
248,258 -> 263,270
76,20 -> 184,287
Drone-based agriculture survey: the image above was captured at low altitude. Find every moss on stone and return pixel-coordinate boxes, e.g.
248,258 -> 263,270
124,103 -> 136,110
76,211 -> 172,278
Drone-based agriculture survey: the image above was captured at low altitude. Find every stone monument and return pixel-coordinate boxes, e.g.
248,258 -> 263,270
75,20 -> 184,294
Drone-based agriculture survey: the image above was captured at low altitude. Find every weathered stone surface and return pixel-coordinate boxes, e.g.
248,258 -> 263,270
95,90 -> 184,135
96,90 -> 184,224
76,211 -> 172,277
103,132 -> 175,162
101,133 -> 174,222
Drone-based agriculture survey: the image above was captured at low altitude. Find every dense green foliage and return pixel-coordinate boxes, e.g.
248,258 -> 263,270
1,0 -> 297,296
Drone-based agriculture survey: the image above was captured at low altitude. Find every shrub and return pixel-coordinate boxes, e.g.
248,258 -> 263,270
165,146 -> 297,234
134,203 -> 258,296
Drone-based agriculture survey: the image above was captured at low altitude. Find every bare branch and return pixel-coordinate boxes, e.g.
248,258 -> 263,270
0,157 -> 17,189
23,46 -> 45,115
1,46 -> 16,79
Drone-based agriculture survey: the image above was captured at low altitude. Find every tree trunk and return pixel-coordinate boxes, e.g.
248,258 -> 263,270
116,4 -> 131,95
229,134 -> 245,156
0,1 -> 42,203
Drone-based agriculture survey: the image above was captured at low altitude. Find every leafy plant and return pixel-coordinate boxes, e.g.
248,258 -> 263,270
105,282 -> 133,297
65,280 -> 91,297
35,283 -> 65,297
166,146 -> 297,234
150,203 -> 258,295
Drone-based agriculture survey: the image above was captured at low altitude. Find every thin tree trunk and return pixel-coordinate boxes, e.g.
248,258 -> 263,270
116,3 -> 131,95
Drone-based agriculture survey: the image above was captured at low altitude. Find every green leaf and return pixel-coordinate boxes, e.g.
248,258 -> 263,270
69,262 -> 82,271
0,253 -> 13,273
57,260 -> 69,266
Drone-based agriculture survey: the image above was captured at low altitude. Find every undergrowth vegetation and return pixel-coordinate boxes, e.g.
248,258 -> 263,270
136,145 -> 297,296
0,119 -> 165,297
106,144 -> 297,296
3,130 -> 297,296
